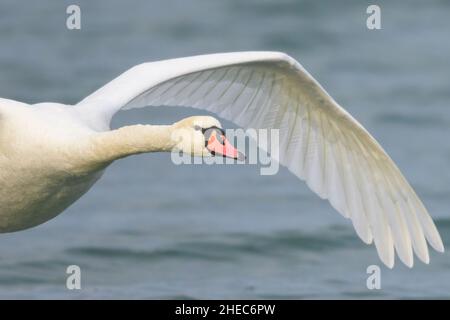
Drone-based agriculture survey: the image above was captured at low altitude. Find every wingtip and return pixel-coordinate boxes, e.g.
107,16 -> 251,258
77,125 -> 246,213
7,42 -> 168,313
404,258 -> 414,268
436,241 -> 445,253
419,250 -> 430,265
430,235 -> 445,253
398,252 -> 414,268
383,259 -> 394,269
378,251 -> 394,269
415,246 -> 430,265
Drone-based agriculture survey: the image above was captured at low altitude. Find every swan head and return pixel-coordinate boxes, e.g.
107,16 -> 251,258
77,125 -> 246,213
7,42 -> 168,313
171,116 -> 245,160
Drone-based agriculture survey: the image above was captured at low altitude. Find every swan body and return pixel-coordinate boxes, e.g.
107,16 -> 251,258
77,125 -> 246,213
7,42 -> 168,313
0,52 -> 444,268
0,99 -> 103,231
0,98 -> 221,231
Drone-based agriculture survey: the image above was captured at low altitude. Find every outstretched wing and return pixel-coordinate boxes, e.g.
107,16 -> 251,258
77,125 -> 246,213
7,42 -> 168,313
76,51 -> 444,267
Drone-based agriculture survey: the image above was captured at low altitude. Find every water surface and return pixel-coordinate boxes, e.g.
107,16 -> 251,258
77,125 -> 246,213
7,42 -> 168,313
0,0 -> 449,299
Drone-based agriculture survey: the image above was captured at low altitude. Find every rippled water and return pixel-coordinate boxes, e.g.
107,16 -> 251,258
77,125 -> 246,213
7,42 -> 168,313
0,0 -> 449,299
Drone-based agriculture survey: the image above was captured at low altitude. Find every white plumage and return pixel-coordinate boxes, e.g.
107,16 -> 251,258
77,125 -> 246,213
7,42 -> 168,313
0,52 -> 443,268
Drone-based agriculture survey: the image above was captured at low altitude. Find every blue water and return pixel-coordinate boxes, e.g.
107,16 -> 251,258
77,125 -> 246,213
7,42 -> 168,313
0,0 -> 449,299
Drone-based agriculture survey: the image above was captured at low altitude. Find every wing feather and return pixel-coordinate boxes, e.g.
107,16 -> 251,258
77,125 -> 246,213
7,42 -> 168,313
77,52 -> 444,267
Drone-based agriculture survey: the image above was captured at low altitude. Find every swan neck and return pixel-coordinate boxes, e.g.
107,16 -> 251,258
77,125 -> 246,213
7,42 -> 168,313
93,124 -> 175,162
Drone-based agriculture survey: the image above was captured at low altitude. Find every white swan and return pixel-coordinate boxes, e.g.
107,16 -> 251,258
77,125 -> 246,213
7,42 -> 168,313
0,51 -> 443,268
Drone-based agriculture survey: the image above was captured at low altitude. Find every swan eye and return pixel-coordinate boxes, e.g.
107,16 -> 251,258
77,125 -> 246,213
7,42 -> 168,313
202,126 -> 220,136
202,126 -> 225,145
194,125 -> 202,131
201,126 -> 225,136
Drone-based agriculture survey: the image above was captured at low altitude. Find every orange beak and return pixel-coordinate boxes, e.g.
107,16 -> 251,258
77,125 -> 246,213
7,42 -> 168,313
206,132 -> 245,161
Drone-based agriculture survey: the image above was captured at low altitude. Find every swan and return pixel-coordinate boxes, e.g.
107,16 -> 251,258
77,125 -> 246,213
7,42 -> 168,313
0,51 -> 443,268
